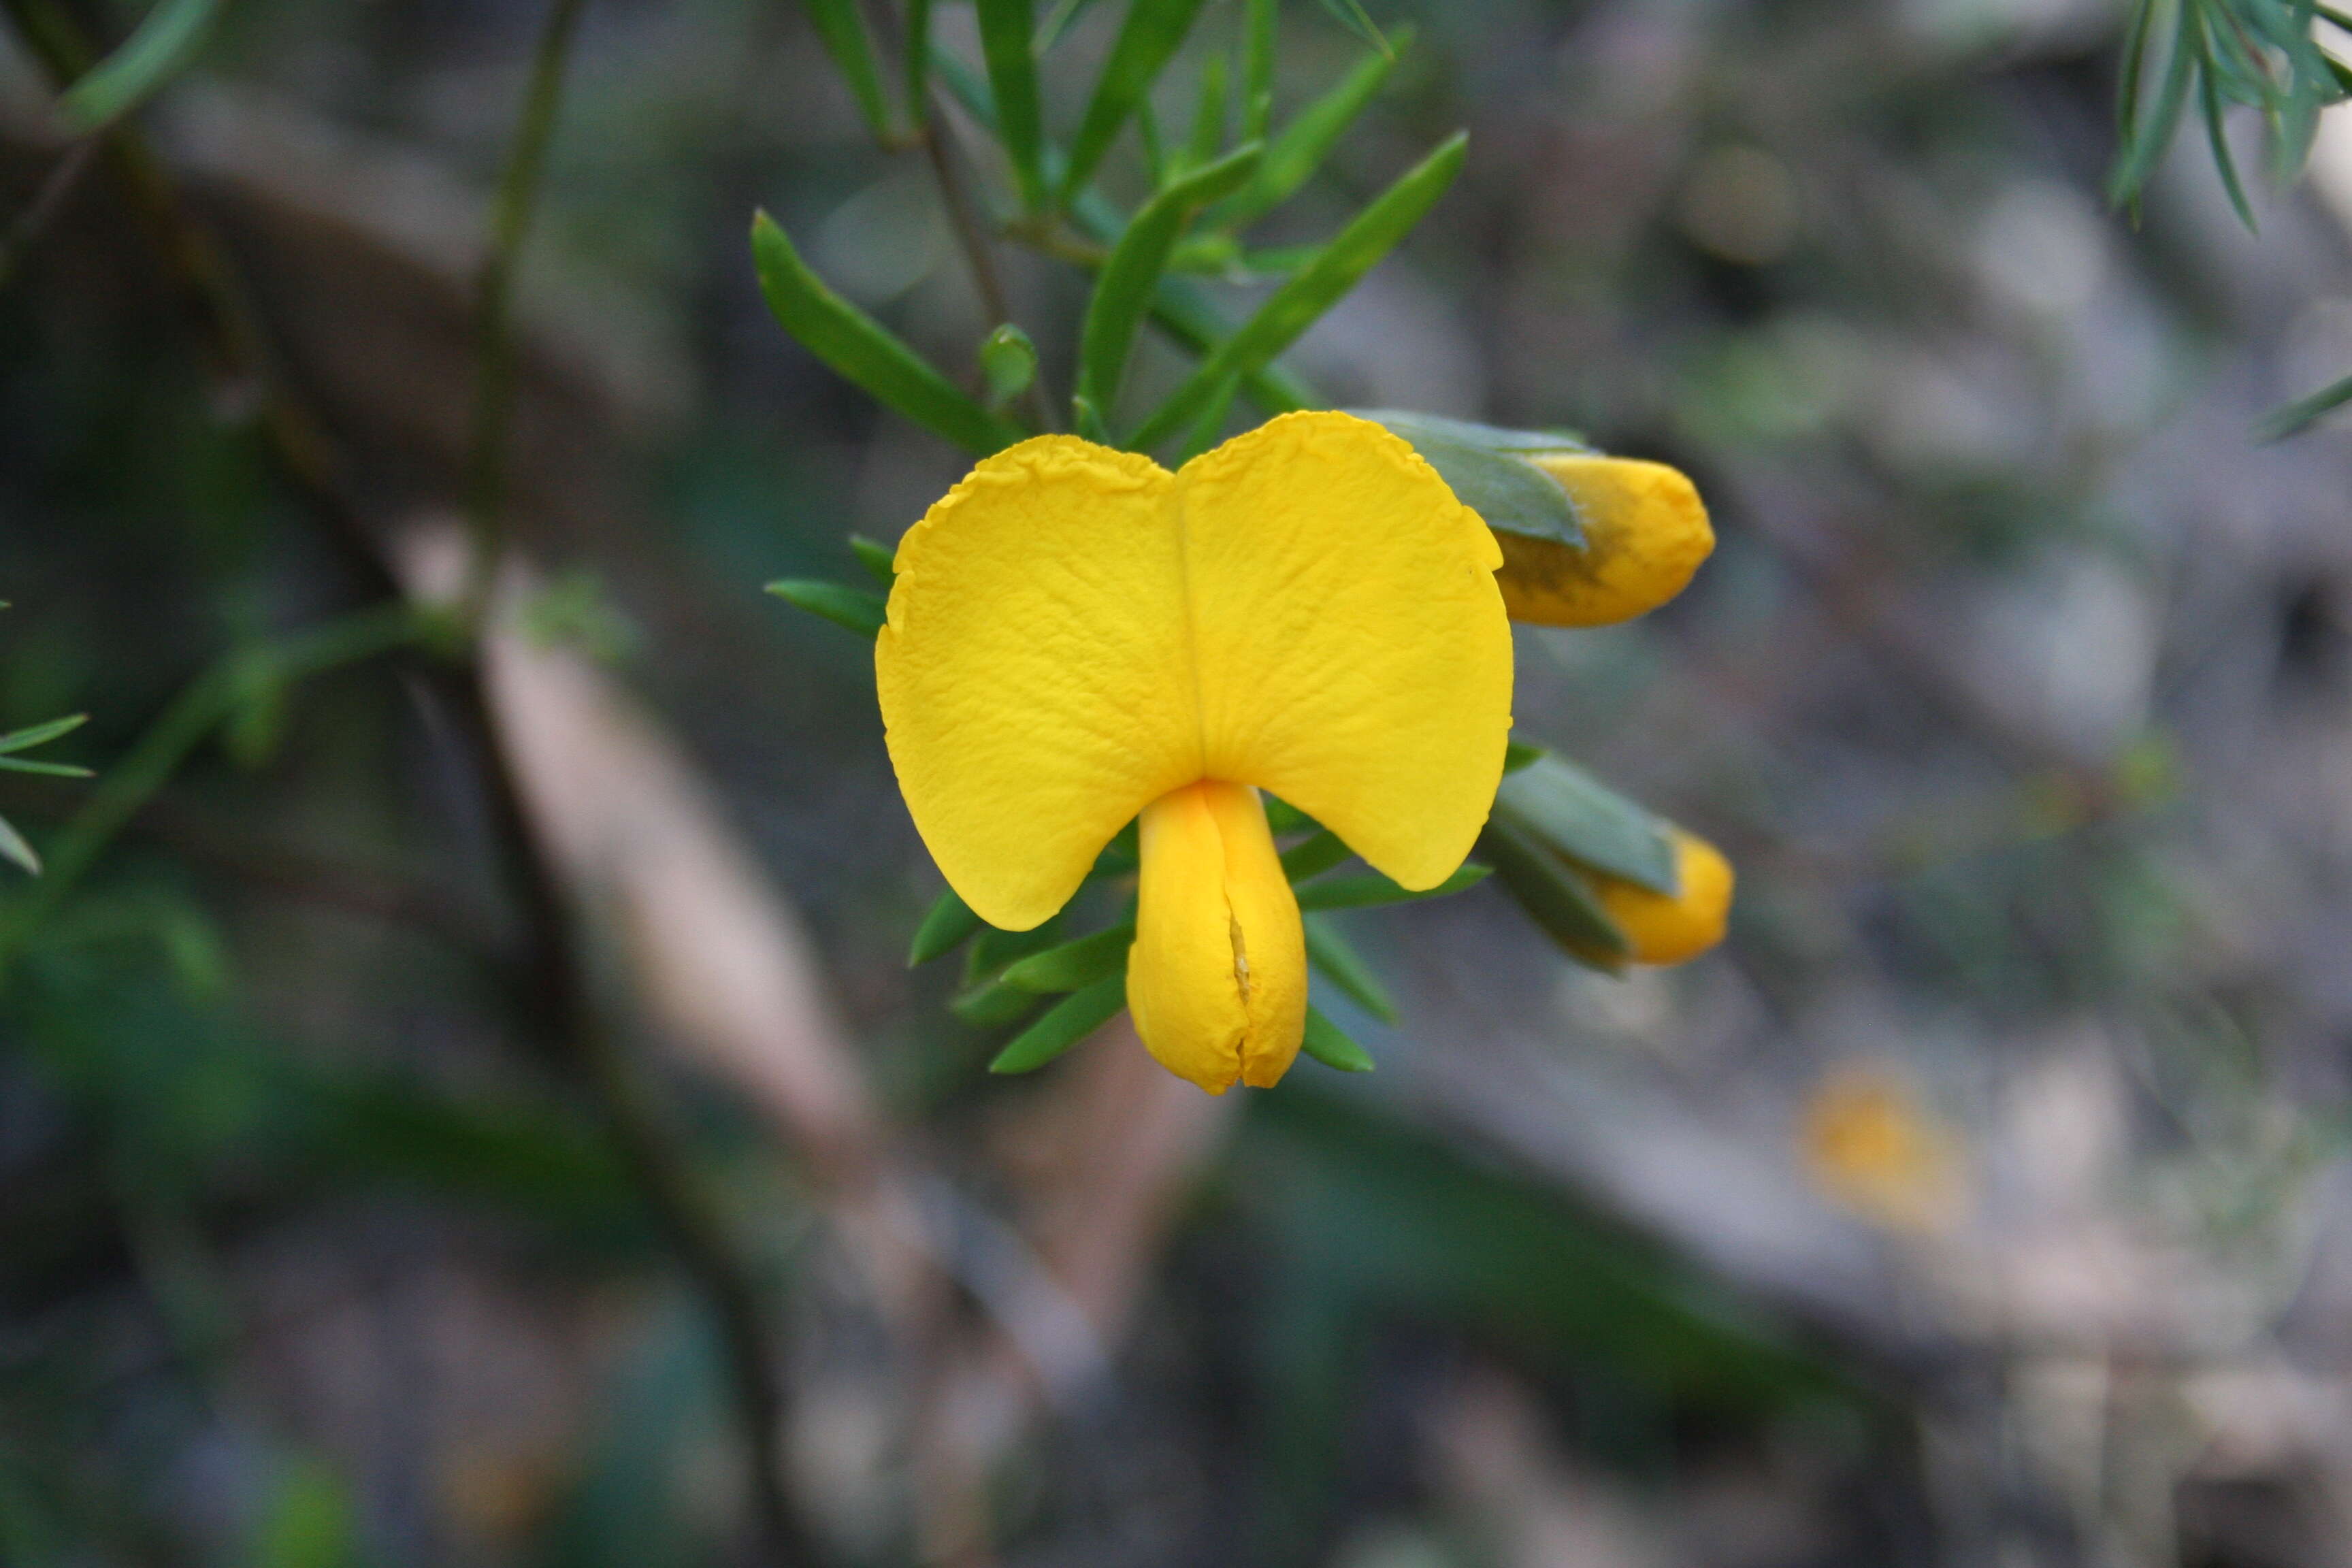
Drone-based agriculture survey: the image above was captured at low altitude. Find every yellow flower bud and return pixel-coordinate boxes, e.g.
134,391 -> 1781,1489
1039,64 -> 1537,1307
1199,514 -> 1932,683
1494,455 -> 1714,627
1588,828 -> 1732,964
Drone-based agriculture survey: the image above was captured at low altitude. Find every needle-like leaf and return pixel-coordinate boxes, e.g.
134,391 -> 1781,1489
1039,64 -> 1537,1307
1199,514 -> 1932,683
1130,130 -> 1465,450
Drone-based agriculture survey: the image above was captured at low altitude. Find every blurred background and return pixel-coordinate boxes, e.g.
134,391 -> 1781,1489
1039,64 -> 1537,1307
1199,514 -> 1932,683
5,0 -> 2352,1564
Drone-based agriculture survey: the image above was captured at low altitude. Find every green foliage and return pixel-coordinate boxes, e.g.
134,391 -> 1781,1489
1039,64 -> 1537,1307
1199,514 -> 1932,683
977,0 -> 1050,211
2259,365 -> 2352,439
1299,1004 -> 1375,1071
1480,816 -> 1631,972
799,0 -> 896,142
749,212 -> 1022,455
1303,917 -> 1396,1023
54,0 -> 224,133
1061,0 -> 1214,201
1213,27 -> 1409,231
2112,0 -> 2352,436
1496,748 -> 1680,895
1358,409 -> 1595,549
2110,0 -> 2347,216
988,972 -> 1126,1071
910,886 -> 984,964
1078,142 -> 1262,424
1128,131 -> 1468,449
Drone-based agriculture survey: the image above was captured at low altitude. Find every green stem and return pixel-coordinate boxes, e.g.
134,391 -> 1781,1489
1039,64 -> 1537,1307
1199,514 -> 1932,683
0,606 -> 423,963
463,0 -> 591,627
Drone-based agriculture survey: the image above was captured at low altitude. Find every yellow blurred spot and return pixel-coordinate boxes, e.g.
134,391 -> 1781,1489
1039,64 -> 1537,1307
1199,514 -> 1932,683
1494,456 -> 1714,627
1801,1071 -> 1964,1232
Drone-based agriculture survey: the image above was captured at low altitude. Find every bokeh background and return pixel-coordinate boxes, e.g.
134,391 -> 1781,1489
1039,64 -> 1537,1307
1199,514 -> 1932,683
7,0 -> 2352,1564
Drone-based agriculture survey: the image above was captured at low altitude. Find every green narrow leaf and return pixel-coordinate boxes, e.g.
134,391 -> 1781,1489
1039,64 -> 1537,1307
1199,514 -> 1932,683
2110,0 -> 2200,205
1069,191 -> 1320,412
0,813 -> 40,875
1213,28 -> 1409,231
1494,753 -> 1678,894
1479,817 -> 1629,970
1036,0 -> 1105,50
1243,0 -> 1277,140
56,0 -> 223,134
2258,365 -> 2352,440
990,973 -> 1127,1072
1185,50 -> 1229,172
765,579 -> 887,638
1301,1004 -> 1375,1072
0,713 -> 88,755
1146,278 -> 1313,412
2198,14 -> 2257,231
1279,828 -> 1350,881
801,0 -> 897,142
1314,0 -> 1391,55
1130,130 -> 1466,451
1001,921 -> 1134,992
977,0 -> 1050,212
751,211 -> 1023,455
1305,915 -> 1397,1023
849,535 -> 898,585
954,974 -> 1045,1026
2114,0 -> 2157,153
1358,410 -> 1588,549
911,887 -> 984,964
0,757 -> 95,779
906,0 -> 934,126
1503,737 -> 1544,774
1294,862 -> 1489,912
1078,143 -> 1263,419
1062,0 -> 1215,201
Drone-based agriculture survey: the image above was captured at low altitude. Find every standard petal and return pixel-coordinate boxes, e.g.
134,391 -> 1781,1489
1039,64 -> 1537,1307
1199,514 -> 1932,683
1128,781 -> 1307,1093
878,436 -> 1200,930
1175,411 -> 1514,891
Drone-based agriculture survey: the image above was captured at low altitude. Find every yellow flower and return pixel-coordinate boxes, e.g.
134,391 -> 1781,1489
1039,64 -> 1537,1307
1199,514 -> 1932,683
877,412 -> 1514,1093
1588,828 -> 1733,964
1493,455 -> 1713,627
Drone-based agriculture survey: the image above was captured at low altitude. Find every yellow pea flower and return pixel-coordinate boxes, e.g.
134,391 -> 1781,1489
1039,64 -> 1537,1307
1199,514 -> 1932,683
877,411 -> 1514,1094
1493,455 -> 1713,627
1588,828 -> 1733,964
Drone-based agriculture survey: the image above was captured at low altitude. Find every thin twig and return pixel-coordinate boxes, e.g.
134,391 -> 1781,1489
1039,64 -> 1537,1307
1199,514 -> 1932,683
463,0 -> 592,627
923,110 -> 1060,431
0,135 -> 98,287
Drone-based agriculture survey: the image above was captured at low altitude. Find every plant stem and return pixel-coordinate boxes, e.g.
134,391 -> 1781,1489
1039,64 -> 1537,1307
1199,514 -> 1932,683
463,0 -> 591,628
0,606 -> 425,966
